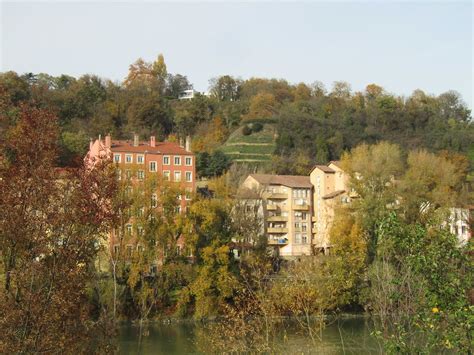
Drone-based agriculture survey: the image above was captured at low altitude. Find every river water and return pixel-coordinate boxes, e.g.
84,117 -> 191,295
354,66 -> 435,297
118,316 -> 383,354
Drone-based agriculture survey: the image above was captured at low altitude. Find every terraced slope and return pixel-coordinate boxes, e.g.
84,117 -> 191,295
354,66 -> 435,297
220,124 -> 276,163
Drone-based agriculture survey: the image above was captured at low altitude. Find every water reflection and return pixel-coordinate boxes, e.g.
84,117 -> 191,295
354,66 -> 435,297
119,317 -> 383,354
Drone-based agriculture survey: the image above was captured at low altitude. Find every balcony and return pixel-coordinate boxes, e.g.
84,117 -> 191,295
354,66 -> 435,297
267,227 -> 288,234
293,204 -> 309,211
268,238 -> 289,245
266,204 -> 277,211
312,216 -> 317,222
267,215 -> 288,222
266,192 -> 288,200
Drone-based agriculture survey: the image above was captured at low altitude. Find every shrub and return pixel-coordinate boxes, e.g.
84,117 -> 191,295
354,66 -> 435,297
251,122 -> 263,133
242,126 -> 252,136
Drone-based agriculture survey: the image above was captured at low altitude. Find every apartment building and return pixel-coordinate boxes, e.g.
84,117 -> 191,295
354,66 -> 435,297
241,174 -> 313,257
310,161 -> 353,253
86,134 -> 196,257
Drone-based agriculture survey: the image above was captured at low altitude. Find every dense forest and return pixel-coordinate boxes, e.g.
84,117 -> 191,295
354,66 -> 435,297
0,53 -> 472,177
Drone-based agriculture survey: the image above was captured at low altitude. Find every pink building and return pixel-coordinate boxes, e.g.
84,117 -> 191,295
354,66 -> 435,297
86,134 -> 196,259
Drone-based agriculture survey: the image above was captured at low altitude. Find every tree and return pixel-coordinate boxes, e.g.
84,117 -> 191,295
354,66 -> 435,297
244,93 -> 278,120
0,105 -> 118,352
209,75 -> 240,101
341,142 -> 403,260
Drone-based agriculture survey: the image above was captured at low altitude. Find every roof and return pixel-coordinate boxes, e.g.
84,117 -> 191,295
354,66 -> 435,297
110,140 -> 192,155
328,161 -> 342,169
249,174 -> 312,188
312,165 -> 335,174
322,190 -> 345,199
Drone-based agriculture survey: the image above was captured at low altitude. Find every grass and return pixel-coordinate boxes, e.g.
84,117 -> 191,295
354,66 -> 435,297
221,124 -> 276,163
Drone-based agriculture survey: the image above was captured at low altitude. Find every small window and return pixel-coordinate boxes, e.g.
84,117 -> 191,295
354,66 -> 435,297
116,169 -> 121,181
137,170 -> 145,180
174,171 -> 181,182
174,156 -> 181,165
175,206 -> 181,213
137,207 -> 144,217
137,225 -> 144,236
163,171 -> 170,181
302,234 -> 308,244
149,161 -> 157,172
185,171 -> 192,182
113,245 -> 120,255
113,154 -> 121,163
163,156 -> 170,165
126,245 -> 133,257
137,245 -> 144,253
126,224 -> 132,236
125,154 -> 133,164
151,193 -> 158,208
185,157 -> 192,166
137,154 -> 144,164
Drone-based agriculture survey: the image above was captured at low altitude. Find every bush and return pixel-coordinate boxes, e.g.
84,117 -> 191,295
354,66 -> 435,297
242,126 -> 252,136
251,122 -> 263,133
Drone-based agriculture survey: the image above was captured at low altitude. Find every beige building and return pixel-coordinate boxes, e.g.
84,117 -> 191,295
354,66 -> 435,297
310,161 -> 352,253
240,162 -> 352,257
241,174 -> 313,257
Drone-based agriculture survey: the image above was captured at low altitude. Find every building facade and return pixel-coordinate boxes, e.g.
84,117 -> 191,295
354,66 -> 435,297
86,134 -> 196,257
241,174 -> 314,257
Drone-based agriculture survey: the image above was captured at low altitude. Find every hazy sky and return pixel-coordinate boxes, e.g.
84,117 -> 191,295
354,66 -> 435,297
1,1 -> 472,107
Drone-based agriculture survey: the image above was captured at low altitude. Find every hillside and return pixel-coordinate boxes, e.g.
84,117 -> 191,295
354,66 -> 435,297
220,123 -> 276,163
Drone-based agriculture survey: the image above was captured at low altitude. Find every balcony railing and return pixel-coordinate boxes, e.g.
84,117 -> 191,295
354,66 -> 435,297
266,192 -> 288,199
267,227 -> 288,234
268,238 -> 289,245
266,204 -> 277,211
267,215 -> 288,222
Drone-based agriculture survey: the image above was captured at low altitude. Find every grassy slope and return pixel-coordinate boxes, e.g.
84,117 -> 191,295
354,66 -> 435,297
220,124 -> 276,163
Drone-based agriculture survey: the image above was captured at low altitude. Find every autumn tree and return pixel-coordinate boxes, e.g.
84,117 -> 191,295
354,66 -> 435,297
0,105 -> 119,352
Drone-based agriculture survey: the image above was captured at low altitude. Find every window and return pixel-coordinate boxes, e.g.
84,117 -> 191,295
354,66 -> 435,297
137,207 -> 144,217
126,245 -> 133,257
137,170 -> 145,180
151,193 -> 157,208
302,223 -> 308,232
163,171 -> 170,181
116,169 -> 121,181
126,224 -> 132,236
113,154 -> 121,163
137,154 -> 144,164
149,161 -> 157,172
113,245 -> 120,255
163,156 -> 170,165
295,233 -> 302,244
137,225 -> 144,236
174,171 -> 181,182
175,206 -> 181,213
125,170 -> 131,179
176,246 -> 181,255
185,187 -> 192,200
302,234 -> 308,244
185,171 -> 192,182
294,222 -> 301,229
125,154 -> 133,163
125,186 -> 132,197
185,157 -> 192,166
137,245 -> 144,253
174,156 -> 181,165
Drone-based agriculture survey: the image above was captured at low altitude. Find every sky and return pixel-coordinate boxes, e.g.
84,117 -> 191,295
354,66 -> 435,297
1,1 -> 473,107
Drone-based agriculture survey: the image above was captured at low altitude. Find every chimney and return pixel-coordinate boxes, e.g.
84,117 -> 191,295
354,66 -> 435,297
150,135 -> 156,148
185,136 -> 191,151
179,137 -> 184,148
105,134 -> 111,149
133,133 -> 139,147
89,138 -> 93,150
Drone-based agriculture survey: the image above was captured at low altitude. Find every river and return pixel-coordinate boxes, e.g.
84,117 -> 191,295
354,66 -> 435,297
118,316 -> 383,354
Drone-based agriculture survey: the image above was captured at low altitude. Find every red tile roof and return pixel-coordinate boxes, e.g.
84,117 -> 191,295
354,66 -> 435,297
110,140 -> 192,155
